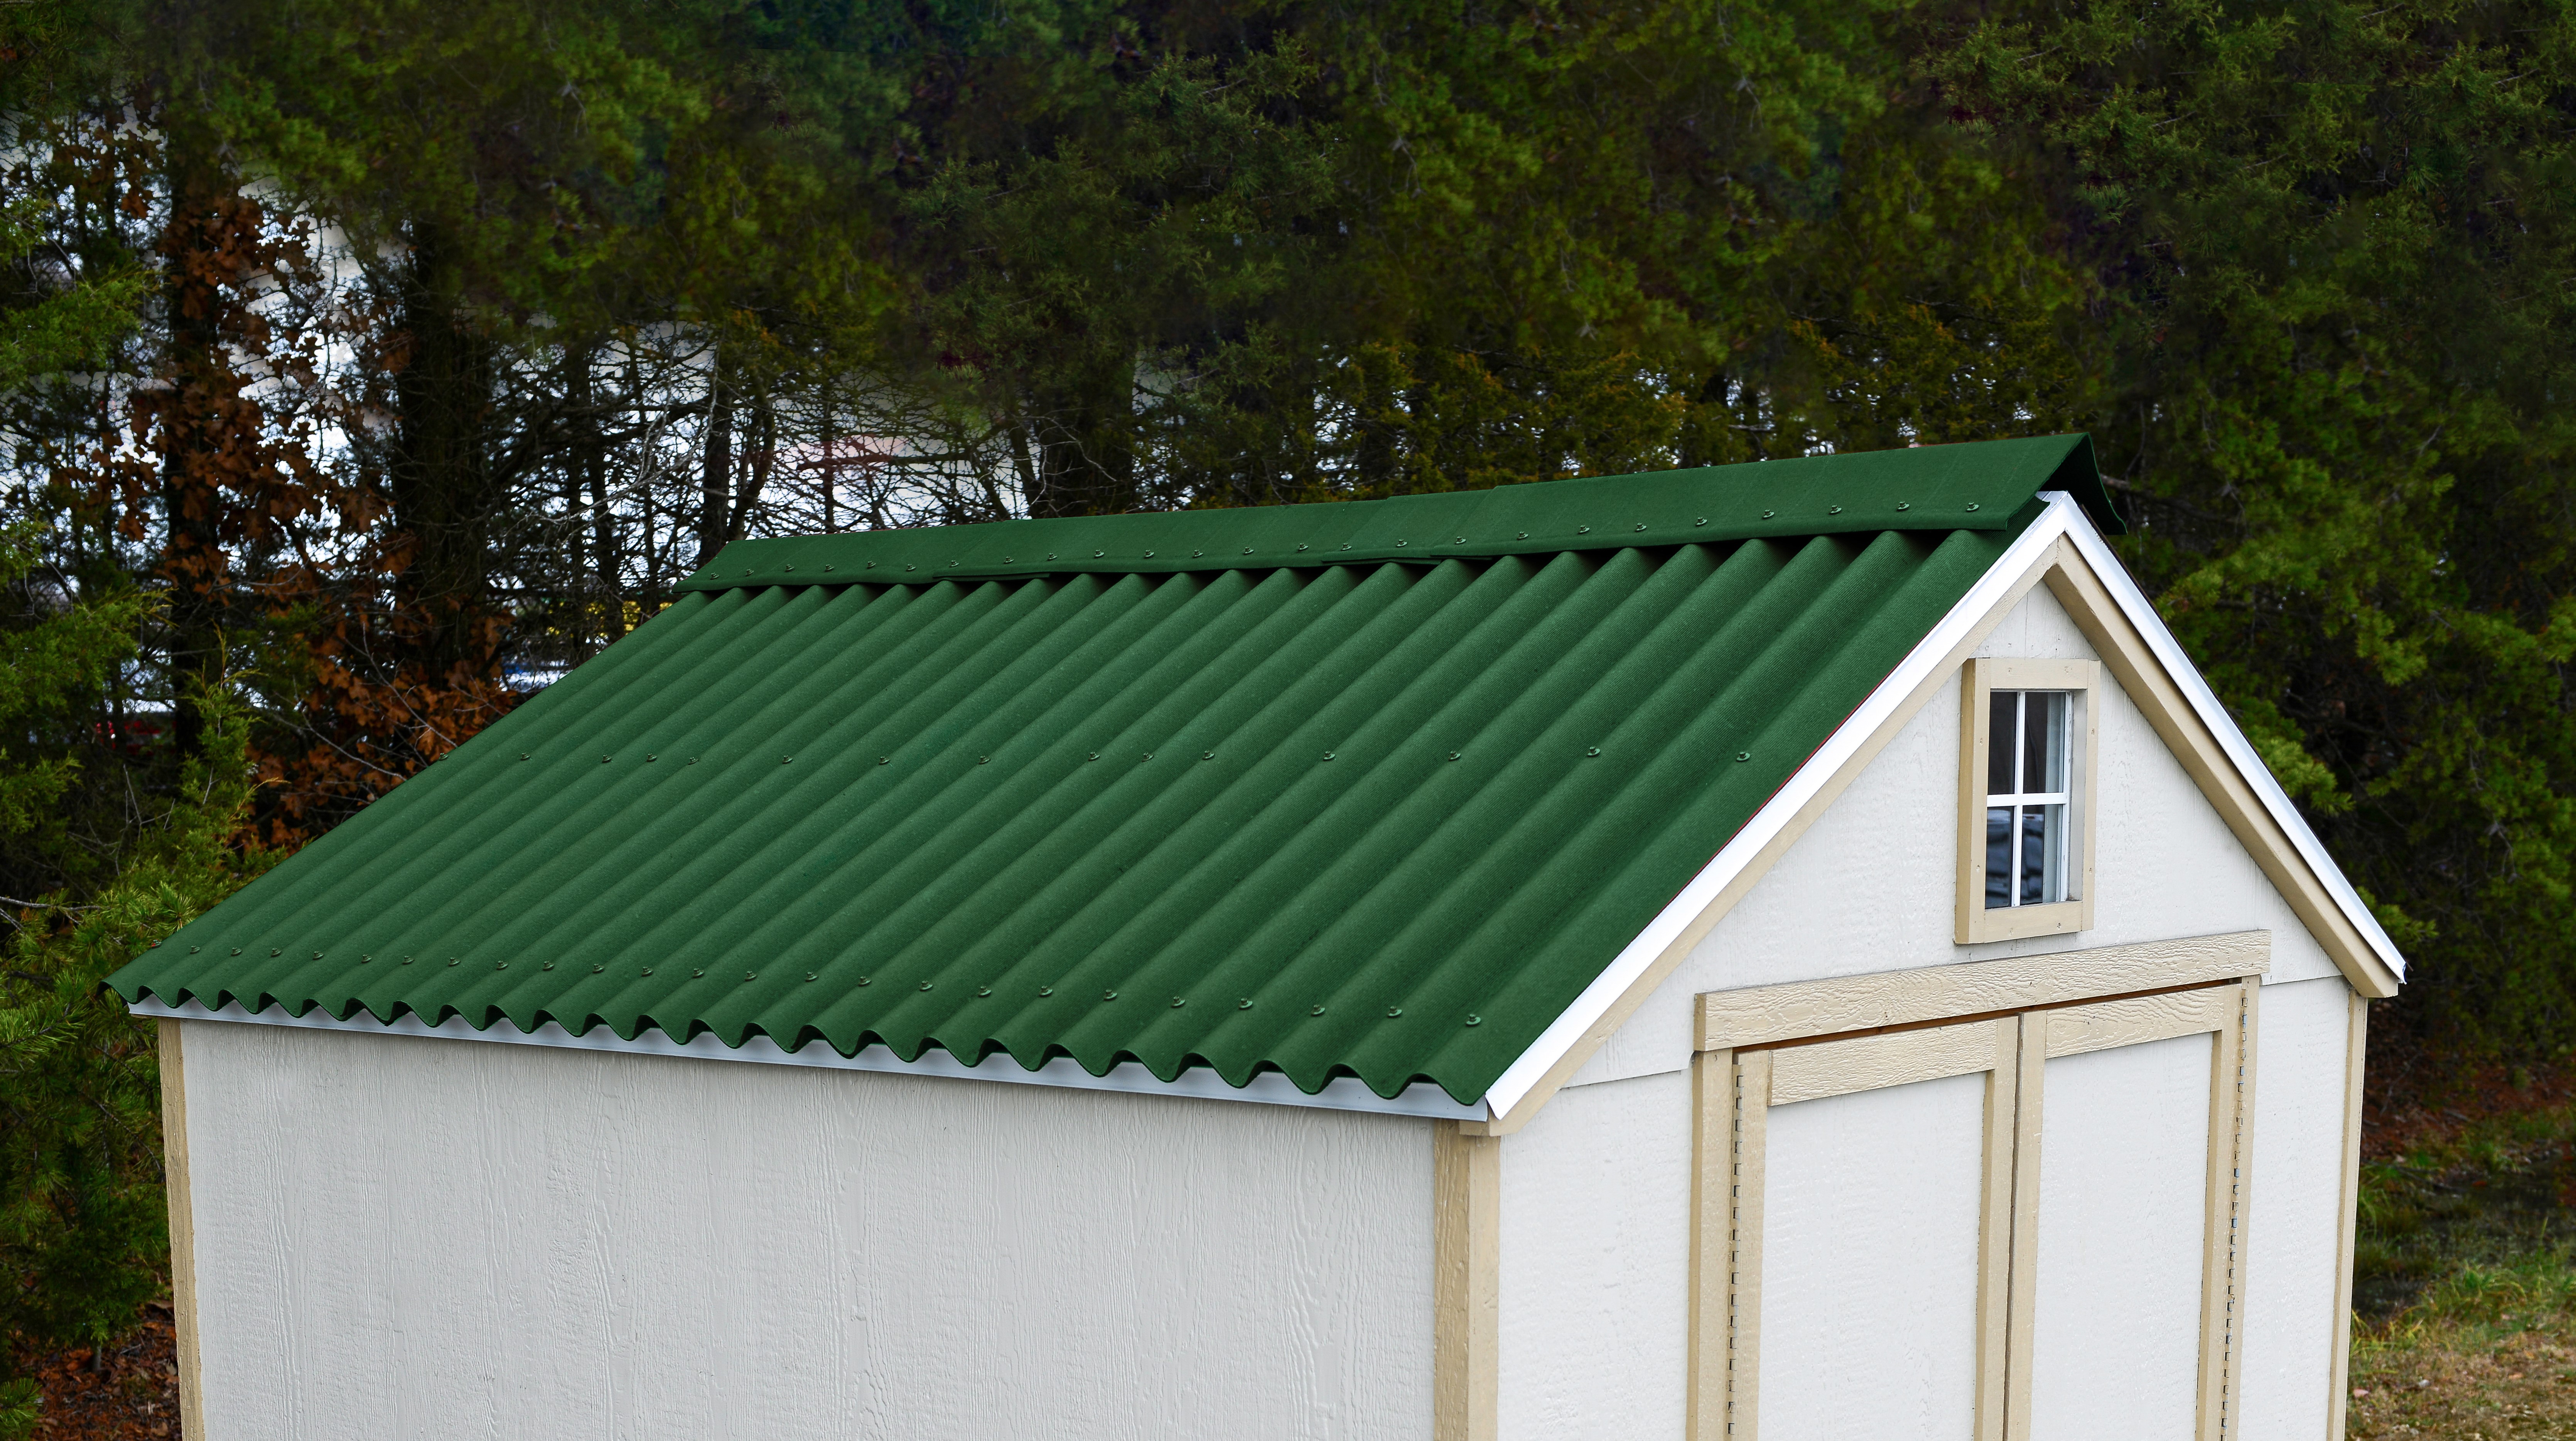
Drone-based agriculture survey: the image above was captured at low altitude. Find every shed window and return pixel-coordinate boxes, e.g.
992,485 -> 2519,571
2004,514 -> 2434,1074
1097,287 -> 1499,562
1956,656 -> 2097,943
1986,690 -> 2072,908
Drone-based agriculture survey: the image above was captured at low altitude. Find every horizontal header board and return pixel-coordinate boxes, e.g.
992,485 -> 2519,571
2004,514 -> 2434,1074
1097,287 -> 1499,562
681,434 -> 2111,591
111,437 -> 2089,1105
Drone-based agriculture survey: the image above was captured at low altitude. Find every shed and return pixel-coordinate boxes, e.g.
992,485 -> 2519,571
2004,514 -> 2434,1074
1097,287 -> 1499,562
112,432 -> 2404,1441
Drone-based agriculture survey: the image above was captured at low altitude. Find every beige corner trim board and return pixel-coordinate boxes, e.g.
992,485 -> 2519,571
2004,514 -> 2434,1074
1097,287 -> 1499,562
1434,1122 -> 1499,1441
156,1019 -> 204,1441
1479,492 -> 2399,1136
1686,960 -> 2264,1441
2326,992 -> 2370,1439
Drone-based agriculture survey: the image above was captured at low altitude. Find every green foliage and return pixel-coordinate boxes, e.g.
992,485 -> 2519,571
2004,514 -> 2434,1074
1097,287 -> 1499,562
1933,0 -> 2576,1048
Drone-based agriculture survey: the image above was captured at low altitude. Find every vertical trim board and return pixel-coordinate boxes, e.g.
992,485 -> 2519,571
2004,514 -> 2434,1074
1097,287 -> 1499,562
1687,1051 -> 1729,1441
2327,993 -> 2369,1440
1435,1122 -> 1500,1441
1728,1051 -> 1773,1441
1974,1021 -> 2019,1441
156,1018 -> 204,1441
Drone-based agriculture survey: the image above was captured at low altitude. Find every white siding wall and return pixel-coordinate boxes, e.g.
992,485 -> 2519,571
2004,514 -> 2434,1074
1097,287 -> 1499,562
2236,975 -> 2362,1439
1496,1070 -> 1691,1441
178,1019 -> 1436,1441
1496,582 -> 2362,1441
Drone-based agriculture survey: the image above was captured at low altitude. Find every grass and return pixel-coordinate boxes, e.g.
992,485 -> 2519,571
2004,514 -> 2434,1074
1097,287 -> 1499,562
2347,1084 -> 2576,1437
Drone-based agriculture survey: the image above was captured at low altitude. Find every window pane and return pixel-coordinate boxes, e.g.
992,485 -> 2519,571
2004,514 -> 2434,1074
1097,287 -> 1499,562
2036,692 -> 2068,793
2040,801 -> 2067,902
1988,691 -> 2017,796
2022,692 -> 2055,795
2019,806 -> 2049,905
1986,807 -> 2014,908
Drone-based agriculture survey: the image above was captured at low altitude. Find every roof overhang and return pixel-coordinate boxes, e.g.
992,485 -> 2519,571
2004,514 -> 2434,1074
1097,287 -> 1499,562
132,994 -> 1492,1121
1468,491 -> 2404,1135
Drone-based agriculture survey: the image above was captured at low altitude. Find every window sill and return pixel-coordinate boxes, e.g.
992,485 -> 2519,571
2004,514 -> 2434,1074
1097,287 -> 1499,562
1957,898 -> 2090,945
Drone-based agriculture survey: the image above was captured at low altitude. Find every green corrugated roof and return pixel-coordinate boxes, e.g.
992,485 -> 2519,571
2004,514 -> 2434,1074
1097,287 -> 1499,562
110,435 -> 2107,1105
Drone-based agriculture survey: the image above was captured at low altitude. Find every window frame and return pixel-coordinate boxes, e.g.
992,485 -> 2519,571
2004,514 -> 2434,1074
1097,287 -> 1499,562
1956,657 -> 2100,943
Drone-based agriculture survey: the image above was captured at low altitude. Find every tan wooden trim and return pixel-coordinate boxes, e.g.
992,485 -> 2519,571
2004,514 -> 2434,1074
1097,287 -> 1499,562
1958,656 -> 2101,945
2045,987 -> 2233,1059
2327,990 -> 2369,1440
1727,1050 -> 1773,1441
2042,560 -> 2400,999
2228,978 -> 2260,1435
1462,538 -> 2075,1138
157,1018 -> 204,1441
1434,1122 -> 1500,1441
1697,931 -> 2271,1052
1770,1019 -> 2011,1107
2193,986 -> 2246,1440
2002,1013 -> 2047,1438
1687,1050 -> 1729,1441
1974,1020 -> 2020,1441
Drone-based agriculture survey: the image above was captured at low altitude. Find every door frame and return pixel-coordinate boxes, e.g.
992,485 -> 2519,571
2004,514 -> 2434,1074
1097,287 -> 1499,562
1685,931 -> 2269,1441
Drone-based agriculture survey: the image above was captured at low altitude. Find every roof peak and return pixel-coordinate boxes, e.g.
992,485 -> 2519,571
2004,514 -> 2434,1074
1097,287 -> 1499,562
683,434 -> 2113,593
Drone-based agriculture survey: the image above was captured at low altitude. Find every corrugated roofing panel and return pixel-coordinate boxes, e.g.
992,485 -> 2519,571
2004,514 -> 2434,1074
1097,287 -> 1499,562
109,438 -> 2082,1105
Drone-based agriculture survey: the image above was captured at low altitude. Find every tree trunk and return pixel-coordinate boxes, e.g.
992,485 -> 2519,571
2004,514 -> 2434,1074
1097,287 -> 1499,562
697,348 -> 734,565
386,229 -> 502,679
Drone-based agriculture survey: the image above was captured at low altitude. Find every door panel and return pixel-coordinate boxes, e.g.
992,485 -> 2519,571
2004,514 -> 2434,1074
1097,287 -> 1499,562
1758,1071 -> 1991,1441
2026,1034 -> 2215,1441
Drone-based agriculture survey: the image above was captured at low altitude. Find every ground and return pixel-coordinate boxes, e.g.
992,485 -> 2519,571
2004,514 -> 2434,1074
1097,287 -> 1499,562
10,1304 -> 181,1440
2347,1063 -> 2576,1437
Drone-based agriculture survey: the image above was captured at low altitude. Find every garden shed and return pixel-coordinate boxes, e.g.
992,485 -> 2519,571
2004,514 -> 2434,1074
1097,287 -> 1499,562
111,432 -> 2404,1441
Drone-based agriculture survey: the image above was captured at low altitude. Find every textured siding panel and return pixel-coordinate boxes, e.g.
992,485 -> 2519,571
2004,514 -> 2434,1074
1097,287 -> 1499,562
111,440 -> 2088,1104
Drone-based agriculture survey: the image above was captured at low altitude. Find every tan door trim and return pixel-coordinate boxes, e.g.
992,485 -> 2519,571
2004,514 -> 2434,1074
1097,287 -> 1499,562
1434,1122 -> 1500,1441
157,1018 -> 204,1441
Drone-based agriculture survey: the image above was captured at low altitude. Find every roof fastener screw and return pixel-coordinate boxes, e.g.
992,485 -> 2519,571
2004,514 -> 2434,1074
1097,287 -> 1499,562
542,962 -> 555,971
784,565 -> 794,572
979,756 -> 989,764
313,950 -> 322,959
823,565 -> 835,572
688,758 -> 698,764
231,948 -> 240,955
866,561 -> 877,569
1761,510 -> 1775,519
1171,997 -> 1186,1008
1736,751 -> 1752,762
270,948 -> 280,957
1586,746 -> 1602,757
1201,751 -> 1214,760
1095,550 -> 1106,558
806,972 -> 818,982
1193,550 -> 1202,557
694,969 -> 706,978
1578,525 -> 1591,534
905,564 -> 916,572
1516,531 -> 1528,539
520,753 -> 529,761
1143,551 -> 1154,559
948,560 -> 958,567
647,754 -> 657,762
191,946 -> 200,953
1087,752 -> 1099,761
1829,505 -> 1842,515
642,968 -> 653,976
783,756 -> 793,763
591,964 -> 602,973
1238,998 -> 1253,1009
746,972 -> 756,981
357,954 -> 368,963
496,961 -> 508,970
977,986 -> 992,997
1965,502 -> 1980,511
858,976 -> 872,986
1242,547 -> 1253,555
1140,752 -> 1153,761
449,958 -> 460,966
1447,752 -> 1460,761
1310,1004 -> 1326,1016
1003,556 -> 1013,563
1045,553 -> 1056,560
1396,539 -> 1408,547
602,755 -> 612,764
1321,751 -> 1335,761
403,956 -> 414,965
1387,1006 -> 1403,1017
1634,523 -> 1646,532
1039,986 -> 1053,996
1466,1014 -> 1482,1027
1296,543 -> 1308,552
1694,518 -> 1707,526
1896,501 -> 1911,511
920,980 -> 934,991
1103,989 -> 1119,1001
879,756 -> 889,764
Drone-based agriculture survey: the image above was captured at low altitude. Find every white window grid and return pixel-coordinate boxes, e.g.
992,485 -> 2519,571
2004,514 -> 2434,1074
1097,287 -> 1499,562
1987,690 -> 2072,908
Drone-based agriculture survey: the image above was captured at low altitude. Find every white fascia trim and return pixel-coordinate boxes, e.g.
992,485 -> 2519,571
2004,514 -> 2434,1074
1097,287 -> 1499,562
1479,491 -> 2402,1121
131,996 -> 1491,1122
2058,510 -> 2407,982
